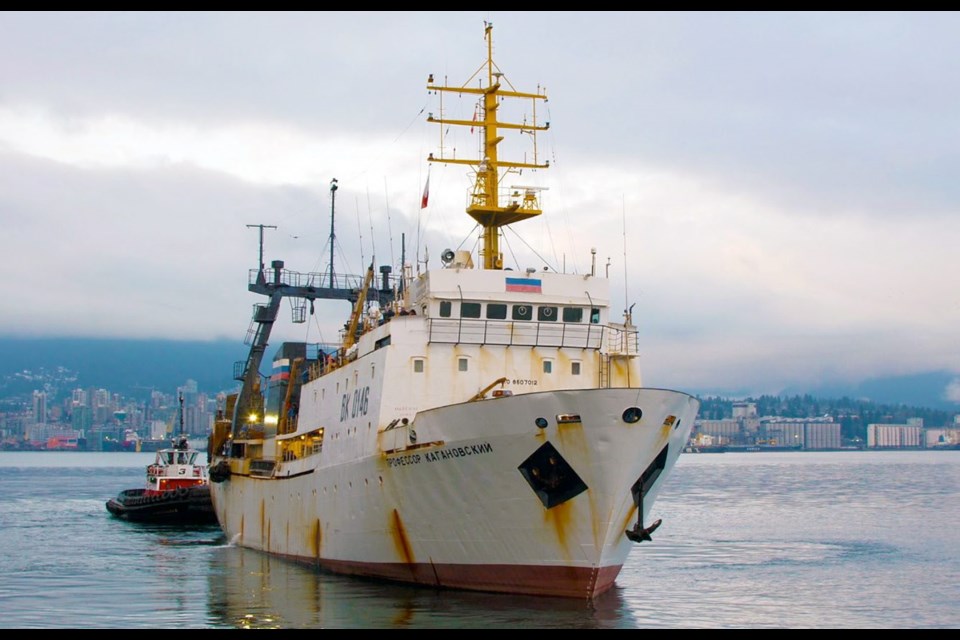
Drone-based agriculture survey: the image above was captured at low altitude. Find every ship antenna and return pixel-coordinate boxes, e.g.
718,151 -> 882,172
426,23 -> 550,270
622,195 -> 629,322
329,178 -> 338,288
384,177 -> 396,278
246,224 -> 277,284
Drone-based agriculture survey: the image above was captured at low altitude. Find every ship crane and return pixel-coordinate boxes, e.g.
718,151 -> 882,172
229,184 -> 398,442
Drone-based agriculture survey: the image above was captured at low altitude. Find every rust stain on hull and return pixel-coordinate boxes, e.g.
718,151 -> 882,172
260,498 -> 269,551
390,508 -> 415,564
620,504 -> 638,537
660,414 -> 677,443
544,501 -> 574,563
555,420 -> 589,457
610,359 -> 631,386
309,517 -> 322,559
586,490 -> 602,551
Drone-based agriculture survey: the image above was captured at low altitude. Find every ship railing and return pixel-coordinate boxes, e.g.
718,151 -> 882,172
247,268 -> 386,291
427,318 -> 628,350
603,324 -> 641,356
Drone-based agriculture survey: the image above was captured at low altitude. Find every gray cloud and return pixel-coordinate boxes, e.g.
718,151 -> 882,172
1,12 -> 959,397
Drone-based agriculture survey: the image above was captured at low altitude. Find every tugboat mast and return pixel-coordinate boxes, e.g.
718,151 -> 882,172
427,22 -> 550,270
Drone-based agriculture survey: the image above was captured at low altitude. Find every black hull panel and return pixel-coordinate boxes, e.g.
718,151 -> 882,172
105,486 -> 217,525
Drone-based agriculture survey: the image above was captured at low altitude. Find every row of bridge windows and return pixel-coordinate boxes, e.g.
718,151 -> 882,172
439,301 -> 601,324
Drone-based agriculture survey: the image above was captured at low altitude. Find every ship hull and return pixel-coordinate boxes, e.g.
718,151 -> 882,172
106,486 -> 217,525
211,387 -> 698,599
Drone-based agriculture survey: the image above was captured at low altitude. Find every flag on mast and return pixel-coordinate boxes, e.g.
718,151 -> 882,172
421,173 -> 430,209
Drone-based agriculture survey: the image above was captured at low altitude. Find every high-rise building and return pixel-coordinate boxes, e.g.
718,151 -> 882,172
71,406 -> 93,432
71,388 -> 87,407
93,389 -> 111,424
32,391 -> 47,425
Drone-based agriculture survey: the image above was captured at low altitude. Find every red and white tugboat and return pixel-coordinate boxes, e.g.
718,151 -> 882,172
106,395 -> 216,524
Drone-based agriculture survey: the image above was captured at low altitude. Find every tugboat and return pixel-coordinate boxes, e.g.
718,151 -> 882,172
106,394 -> 216,524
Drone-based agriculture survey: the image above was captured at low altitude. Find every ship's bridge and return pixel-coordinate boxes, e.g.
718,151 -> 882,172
398,267 -> 636,352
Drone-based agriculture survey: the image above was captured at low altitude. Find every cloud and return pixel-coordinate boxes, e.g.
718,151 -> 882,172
2,11 -> 960,397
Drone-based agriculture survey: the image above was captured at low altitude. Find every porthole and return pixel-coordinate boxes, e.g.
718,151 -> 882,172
622,407 -> 643,424
535,417 -> 549,429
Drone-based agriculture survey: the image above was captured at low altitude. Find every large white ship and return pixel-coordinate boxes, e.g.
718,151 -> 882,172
208,23 -> 699,599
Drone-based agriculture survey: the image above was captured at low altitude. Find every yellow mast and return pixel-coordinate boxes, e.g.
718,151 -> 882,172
427,22 -> 550,270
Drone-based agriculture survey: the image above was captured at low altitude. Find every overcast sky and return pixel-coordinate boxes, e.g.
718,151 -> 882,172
1,11 -> 958,401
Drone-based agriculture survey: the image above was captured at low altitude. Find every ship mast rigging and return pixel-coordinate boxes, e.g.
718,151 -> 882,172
427,22 -> 550,270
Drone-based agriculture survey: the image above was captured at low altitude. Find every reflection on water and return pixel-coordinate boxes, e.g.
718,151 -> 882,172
205,545 -> 636,629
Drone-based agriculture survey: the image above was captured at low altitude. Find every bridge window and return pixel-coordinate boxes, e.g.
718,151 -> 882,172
563,307 -> 583,323
458,357 -> 469,372
543,359 -> 553,374
461,302 -> 481,318
571,362 -> 581,375
486,303 -> 507,320
413,359 -> 424,373
590,307 -> 601,324
439,301 -> 452,317
512,305 -> 532,321
538,306 -> 558,322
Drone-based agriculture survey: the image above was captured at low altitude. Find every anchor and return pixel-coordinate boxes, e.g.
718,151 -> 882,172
626,516 -> 662,543
625,476 -> 661,543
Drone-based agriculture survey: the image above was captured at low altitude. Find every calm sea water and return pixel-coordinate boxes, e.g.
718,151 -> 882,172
0,450 -> 957,628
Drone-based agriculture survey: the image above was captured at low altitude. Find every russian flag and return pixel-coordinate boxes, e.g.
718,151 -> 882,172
505,277 -> 542,293
271,358 -> 291,382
